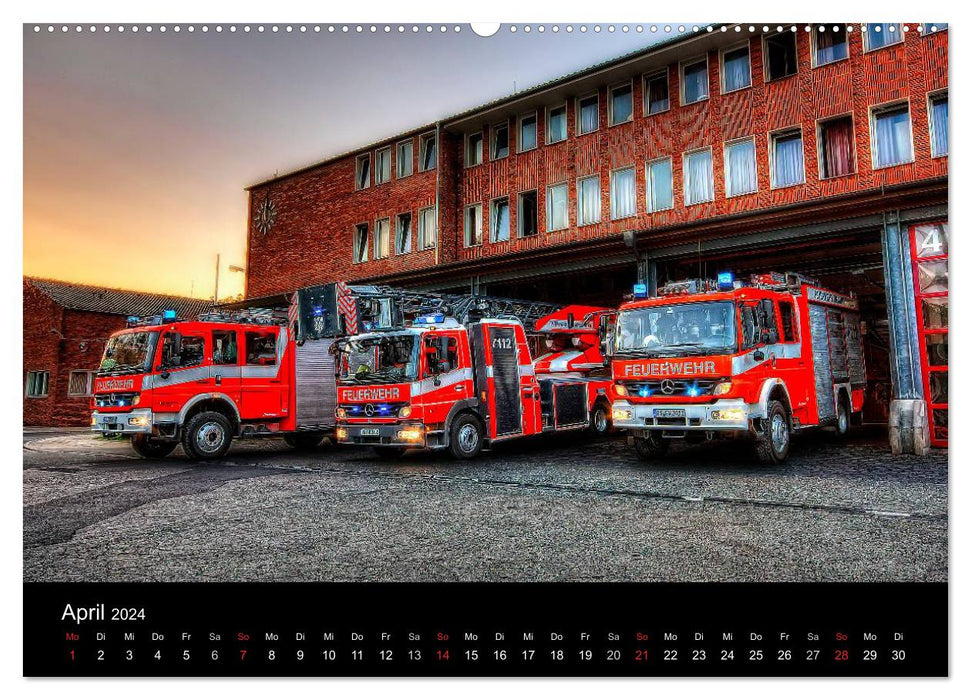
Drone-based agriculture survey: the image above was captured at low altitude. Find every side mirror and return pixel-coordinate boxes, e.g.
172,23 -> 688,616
753,349 -> 765,362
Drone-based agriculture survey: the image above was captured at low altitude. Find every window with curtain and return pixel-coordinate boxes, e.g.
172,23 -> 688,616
814,26 -> 848,66
682,59 -> 708,104
610,84 -> 633,125
396,140 -> 413,178
684,150 -> 714,205
646,159 -> 673,212
865,23 -> 903,51
25,371 -> 50,397
375,147 -> 391,184
610,168 -> 636,219
578,95 -> 599,134
765,32 -> 798,81
873,104 -> 913,168
930,93 -> 948,157
519,114 -> 537,151
725,139 -> 757,196
68,370 -> 94,396
722,46 -> 751,92
819,116 -> 855,178
355,155 -> 370,190
491,198 -> 510,242
491,123 -> 509,159
420,133 -> 436,171
465,205 -> 482,247
353,223 -> 369,263
645,72 -> 669,114
518,191 -> 538,237
547,105 -> 567,143
374,219 -> 391,259
466,132 -> 483,166
577,176 -> 601,224
418,207 -> 437,249
771,130 -> 806,187
395,212 -> 412,255
547,183 -> 569,230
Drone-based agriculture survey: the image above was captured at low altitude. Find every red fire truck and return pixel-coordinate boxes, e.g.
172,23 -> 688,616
333,304 -> 615,459
608,272 -> 865,464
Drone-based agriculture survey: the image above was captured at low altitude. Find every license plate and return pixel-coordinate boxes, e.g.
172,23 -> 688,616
653,409 -> 686,419
360,428 -> 380,436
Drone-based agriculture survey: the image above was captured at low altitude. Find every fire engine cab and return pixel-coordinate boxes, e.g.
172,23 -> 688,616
334,304 -> 614,459
608,272 -> 865,464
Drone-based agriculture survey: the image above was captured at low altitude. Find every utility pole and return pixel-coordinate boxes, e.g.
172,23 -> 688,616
214,254 -> 220,302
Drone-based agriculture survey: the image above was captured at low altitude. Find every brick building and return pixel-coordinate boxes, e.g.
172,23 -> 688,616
23,278 -> 213,427
244,24 -> 948,450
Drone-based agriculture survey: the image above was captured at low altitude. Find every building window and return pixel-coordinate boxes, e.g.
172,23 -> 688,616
355,154 -> 370,190
929,92 -> 948,157
518,191 -> 538,237
818,115 -> 856,178
681,58 -> 709,105
609,83 -> 633,125
490,197 -> 510,243
374,147 -> 391,185
491,122 -> 509,159
765,32 -> 798,81
396,139 -> 413,178
464,204 -> 483,247
923,23 -> 948,35
725,138 -> 758,196
813,26 -> 848,67
68,370 -> 95,397
395,212 -> 412,255
610,167 -> 636,220
577,94 -> 599,135
646,158 -> 673,212
519,113 -> 537,152
546,183 -> 569,231
418,207 -> 437,250
374,218 -> 391,259
644,71 -> 669,115
547,104 -> 567,144
352,223 -> 369,263
864,24 -> 903,51
466,131 -> 483,167
683,149 -> 714,205
871,103 -> 914,168
770,129 -> 806,188
25,370 -> 50,398
419,133 -> 437,171
577,176 -> 601,225
722,45 -> 752,93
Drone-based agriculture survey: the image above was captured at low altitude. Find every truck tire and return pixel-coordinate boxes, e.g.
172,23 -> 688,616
284,432 -> 326,450
448,413 -> 484,460
589,401 -> 611,437
373,446 -> 406,459
130,435 -> 177,459
633,432 -> 668,460
754,400 -> 791,464
834,395 -> 851,437
181,411 -> 233,460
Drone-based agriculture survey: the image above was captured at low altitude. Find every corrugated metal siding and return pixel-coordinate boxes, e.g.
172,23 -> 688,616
295,338 -> 337,427
809,303 -> 836,421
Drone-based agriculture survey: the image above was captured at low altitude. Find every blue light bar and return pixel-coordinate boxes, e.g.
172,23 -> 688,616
717,272 -> 734,291
162,309 -> 177,321
416,313 -> 445,325
632,283 -> 648,299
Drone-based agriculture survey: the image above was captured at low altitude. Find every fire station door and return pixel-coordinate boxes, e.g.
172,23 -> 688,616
473,324 -> 524,438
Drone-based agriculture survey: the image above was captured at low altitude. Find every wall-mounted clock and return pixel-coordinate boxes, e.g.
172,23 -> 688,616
254,195 -> 277,235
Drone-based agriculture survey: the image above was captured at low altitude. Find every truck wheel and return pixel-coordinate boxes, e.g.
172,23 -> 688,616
448,413 -> 484,460
130,435 -> 177,459
834,396 -> 851,437
284,432 -> 326,450
181,411 -> 233,460
754,400 -> 790,464
633,432 -> 668,460
373,446 -> 406,460
589,401 -> 611,437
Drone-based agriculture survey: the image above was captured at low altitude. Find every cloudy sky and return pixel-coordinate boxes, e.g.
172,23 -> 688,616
24,23 -> 678,299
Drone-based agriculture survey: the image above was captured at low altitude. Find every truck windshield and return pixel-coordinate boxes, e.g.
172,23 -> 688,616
615,301 -> 736,357
337,334 -> 419,383
99,331 -> 159,375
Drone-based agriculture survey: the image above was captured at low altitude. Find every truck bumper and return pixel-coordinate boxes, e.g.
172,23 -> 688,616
336,423 -> 427,448
611,399 -> 751,433
91,409 -> 154,435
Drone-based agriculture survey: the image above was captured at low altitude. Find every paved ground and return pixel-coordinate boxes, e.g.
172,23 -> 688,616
23,427 -> 947,583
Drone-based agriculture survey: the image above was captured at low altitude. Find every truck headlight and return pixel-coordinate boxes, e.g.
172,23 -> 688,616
711,408 -> 745,421
132,395 -> 140,406
335,407 -> 347,419
335,427 -> 348,440
398,406 -> 413,418
91,415 -> 97,426
613,384 -> 629,397
397,427 -> 422,442
612,408 -> 633,421
712,381 -> 732,396
128,415 -> 150,427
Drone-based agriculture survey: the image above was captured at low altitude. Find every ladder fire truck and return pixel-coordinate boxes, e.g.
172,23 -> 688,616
332,299 -> 615,459
608,272 -> 865,464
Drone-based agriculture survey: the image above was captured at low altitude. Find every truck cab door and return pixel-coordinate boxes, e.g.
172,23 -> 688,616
420,331 -> 472,427
239,328 -> 287,421
210,328 -> 242,405
152,330 -> 210,416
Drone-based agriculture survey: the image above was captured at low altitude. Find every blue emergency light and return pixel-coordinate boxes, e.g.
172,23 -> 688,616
416,313 -> 446,325
162,309 -> 177,321
632,283 -> 648,299
126,316 -> 139,324
312,306 -> 324,317
717,272 -> 734,291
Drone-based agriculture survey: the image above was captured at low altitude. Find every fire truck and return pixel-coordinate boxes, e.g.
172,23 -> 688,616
608,272 -> 866,464
333,301 -> 615,459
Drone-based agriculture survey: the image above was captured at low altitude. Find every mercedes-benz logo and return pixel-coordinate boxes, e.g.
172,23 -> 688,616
364,403 -> 375,417
660,379 -> 676,395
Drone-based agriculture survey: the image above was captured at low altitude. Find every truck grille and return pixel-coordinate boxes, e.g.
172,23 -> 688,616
95,392 -> 138,408
622,378 -> 723,398
342,402 -> 407,418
